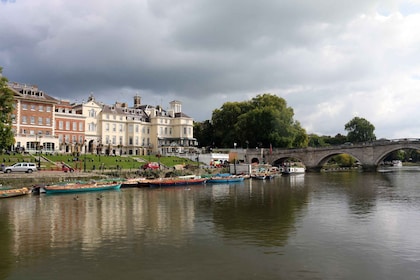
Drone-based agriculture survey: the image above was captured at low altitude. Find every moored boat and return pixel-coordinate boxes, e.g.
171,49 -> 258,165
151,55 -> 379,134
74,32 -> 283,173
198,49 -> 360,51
207,176 -> 245,183
44,182 -> 121,194
0,187 -> 30,198
281,166 -> 305,175
148,178 -> 207,187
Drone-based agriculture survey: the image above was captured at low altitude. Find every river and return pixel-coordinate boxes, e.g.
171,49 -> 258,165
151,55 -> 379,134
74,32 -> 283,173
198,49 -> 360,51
1,168 -> 420,279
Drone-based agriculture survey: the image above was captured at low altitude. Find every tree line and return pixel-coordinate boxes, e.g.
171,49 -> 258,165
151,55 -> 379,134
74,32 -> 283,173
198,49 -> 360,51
194,93 -> 376,150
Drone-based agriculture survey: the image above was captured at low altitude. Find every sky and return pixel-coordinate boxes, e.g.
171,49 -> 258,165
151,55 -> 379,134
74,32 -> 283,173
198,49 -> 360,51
1,0 -> 420,139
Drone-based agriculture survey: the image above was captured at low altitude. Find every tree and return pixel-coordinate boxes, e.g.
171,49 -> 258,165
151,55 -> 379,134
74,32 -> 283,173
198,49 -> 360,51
0,67 -> 15,152
211,101 -> 252,148
344,117 -> 376,143
193,120 -> 214,149
210,93 -> 308,149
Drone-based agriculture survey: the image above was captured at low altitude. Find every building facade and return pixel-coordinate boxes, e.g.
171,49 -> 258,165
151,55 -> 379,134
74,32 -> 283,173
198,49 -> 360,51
9,82 -> 59,153
8,82 -> 197,155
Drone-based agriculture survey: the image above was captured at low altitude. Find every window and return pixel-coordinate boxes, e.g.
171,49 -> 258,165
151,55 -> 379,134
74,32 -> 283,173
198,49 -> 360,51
22,104 -> 27,110
79,123 -> 83,131
184,127 -> 187,135
106,123 -> 109,132
66,121 -> 70,130
112,124 -> 116,132
72,122 -> 77,131
119,124 -> 123,132
119,136 -> 123,145
45,118 -> 51,125
39,105 -> 44,111
135,136 -> 139,145
72,135 -> 76,143
30,104 -> 36,111
22,116 -> 27,124
46,106 -> 51,112
89,109 -> 96,117
38,117 -> 43,125
112,136 -> 116,145
30,116 -> 35,124
59,121 -> 63,129
135,125 -> 139,133
129,137 -> 133,145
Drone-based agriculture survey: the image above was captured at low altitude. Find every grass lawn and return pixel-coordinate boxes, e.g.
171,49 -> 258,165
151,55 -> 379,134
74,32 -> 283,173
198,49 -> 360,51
0,153 -> 200,172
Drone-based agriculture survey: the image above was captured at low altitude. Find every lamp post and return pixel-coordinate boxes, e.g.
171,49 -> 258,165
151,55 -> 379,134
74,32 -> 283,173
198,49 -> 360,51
83,140 -> 87,172
37,135 -> 42,169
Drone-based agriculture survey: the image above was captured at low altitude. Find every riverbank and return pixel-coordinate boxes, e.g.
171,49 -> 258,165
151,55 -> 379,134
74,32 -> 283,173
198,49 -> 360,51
0,170 -> 109,187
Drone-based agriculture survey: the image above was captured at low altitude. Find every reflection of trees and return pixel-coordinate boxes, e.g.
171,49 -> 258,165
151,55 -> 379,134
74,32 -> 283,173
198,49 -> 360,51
211,184 -> 308,247
325,172 -> 380,216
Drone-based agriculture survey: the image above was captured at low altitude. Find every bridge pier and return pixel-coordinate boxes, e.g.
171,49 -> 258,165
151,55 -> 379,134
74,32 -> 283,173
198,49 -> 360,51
305,166 -> 323,172
361,164 -> 378,172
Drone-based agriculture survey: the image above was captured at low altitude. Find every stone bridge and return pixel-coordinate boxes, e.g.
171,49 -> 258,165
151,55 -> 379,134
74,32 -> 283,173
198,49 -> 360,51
243,139 -> 420,172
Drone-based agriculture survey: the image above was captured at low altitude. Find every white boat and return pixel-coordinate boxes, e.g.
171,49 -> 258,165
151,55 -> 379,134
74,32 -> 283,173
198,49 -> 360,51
281,166 -> 305,175
391,160 -> 402,167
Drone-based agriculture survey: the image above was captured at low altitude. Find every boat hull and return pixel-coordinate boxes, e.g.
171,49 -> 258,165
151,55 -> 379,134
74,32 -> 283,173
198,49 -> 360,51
44,183 -> 121,194
207,177 -> 245,183
0,187 -> 30,198
149,178 -> 206,187
281,167 -> 305,175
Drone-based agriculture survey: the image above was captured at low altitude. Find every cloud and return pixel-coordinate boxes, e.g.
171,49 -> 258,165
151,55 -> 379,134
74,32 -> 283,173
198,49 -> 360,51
1,0 -> 420,139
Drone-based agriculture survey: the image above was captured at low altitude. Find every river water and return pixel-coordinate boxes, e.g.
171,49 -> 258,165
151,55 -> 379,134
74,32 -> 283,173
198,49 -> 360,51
1,168 -> 420,280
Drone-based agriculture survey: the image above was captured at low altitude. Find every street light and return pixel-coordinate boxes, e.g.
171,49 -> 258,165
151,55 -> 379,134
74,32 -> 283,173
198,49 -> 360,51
83,140 -> 87,172
36,134 -> 42,169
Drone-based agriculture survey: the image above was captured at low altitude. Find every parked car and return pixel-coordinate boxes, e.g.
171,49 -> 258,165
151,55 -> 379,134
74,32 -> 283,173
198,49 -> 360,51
3,162 -> 38,173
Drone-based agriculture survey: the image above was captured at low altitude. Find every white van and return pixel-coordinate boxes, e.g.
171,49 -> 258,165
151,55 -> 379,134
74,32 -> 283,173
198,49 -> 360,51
3,162 -> 38,173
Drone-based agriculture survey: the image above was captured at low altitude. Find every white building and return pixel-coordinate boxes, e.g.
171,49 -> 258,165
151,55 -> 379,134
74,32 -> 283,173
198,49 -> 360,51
74,95 -> 197,156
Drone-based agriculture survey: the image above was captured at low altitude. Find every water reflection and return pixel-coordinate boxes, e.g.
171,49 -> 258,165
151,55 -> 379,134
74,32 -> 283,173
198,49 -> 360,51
1,171 -> 420,279
211,179 -> 309,247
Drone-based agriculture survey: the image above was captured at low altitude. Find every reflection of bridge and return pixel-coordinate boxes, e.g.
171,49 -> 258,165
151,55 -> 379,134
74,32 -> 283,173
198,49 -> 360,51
244,139 -> 420,172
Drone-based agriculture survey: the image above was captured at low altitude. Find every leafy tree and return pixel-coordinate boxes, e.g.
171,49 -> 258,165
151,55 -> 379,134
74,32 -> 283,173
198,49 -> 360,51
0,67 -> 15,152
344,117 -> 376,143
308,134 -> 327,147
210,93 -> 307,148
331,154 -> 356,167
211,101 -> 249,148
193,120 -> 214,150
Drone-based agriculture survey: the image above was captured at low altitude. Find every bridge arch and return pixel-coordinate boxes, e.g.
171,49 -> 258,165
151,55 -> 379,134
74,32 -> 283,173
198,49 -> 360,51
373,144 -> 420,166
245,139 -> 420,172
315,151 -> 362,169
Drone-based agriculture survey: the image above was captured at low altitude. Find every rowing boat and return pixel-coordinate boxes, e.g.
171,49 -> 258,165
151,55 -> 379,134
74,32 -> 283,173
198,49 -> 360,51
44,182 -> 121,194
0,187 -> 30,198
